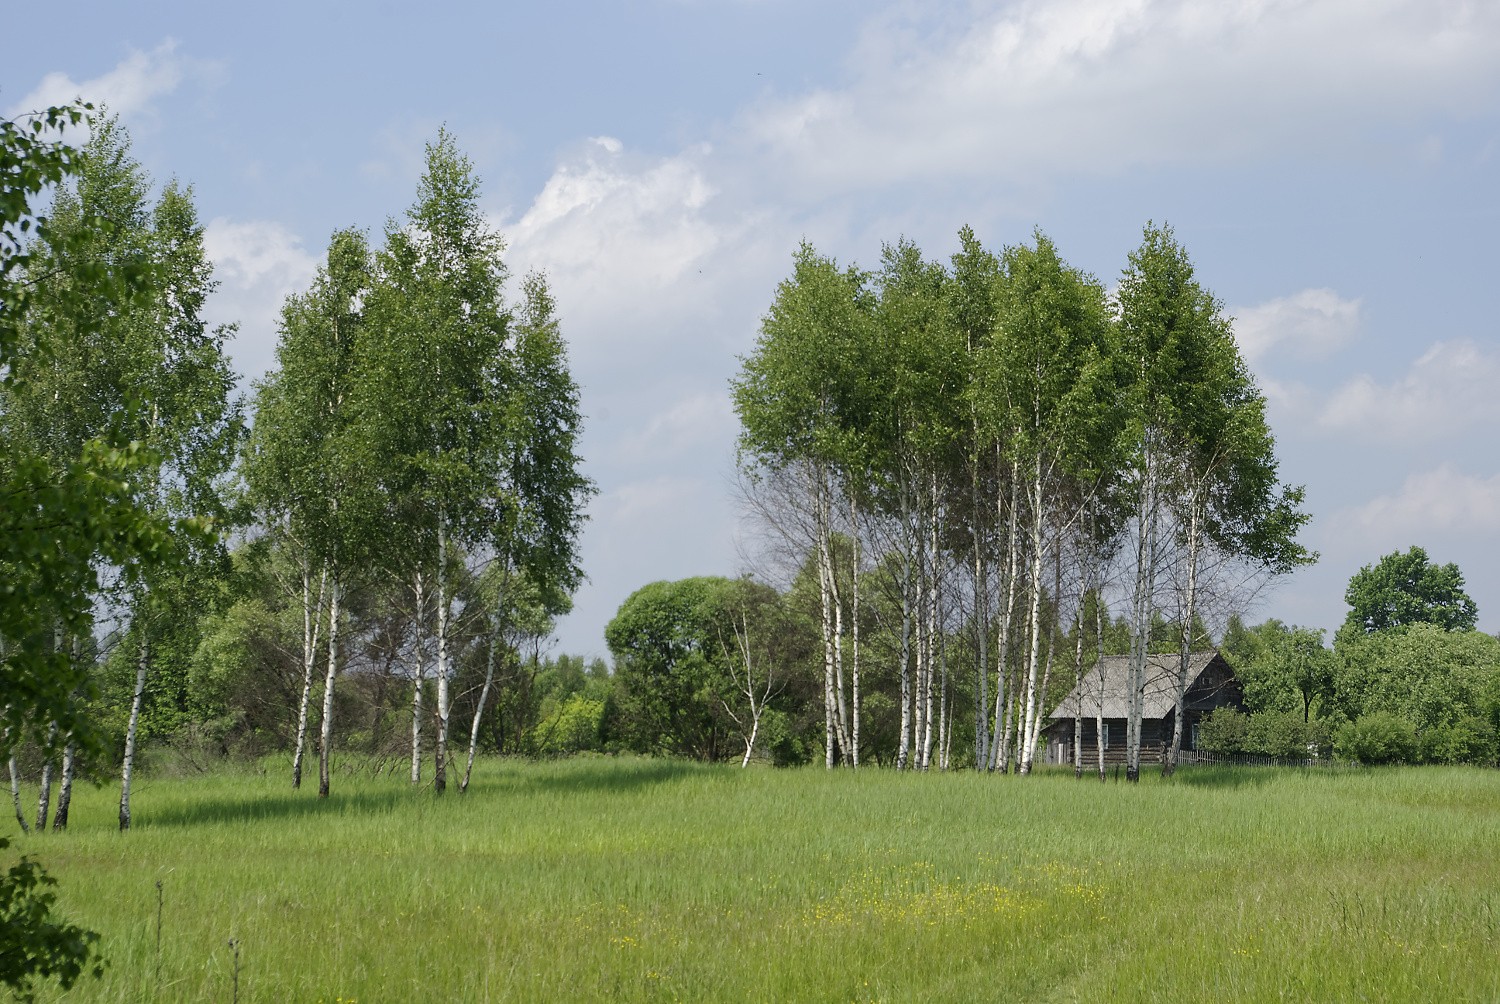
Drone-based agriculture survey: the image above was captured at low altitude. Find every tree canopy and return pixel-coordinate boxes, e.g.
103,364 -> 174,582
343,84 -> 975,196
1342,545 -> 1478,635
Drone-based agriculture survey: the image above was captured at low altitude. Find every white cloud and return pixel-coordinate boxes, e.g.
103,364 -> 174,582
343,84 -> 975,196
1232,288 -> 1361,365
501,138 -> 785,367
1343,466 -> 1500,538
507,140 -> 719,298
6,39 -> 220,123
202,219 -> 319,386
1319,339 -> 1500,443
742,0 -> 1500,192
619,392 -> 738,464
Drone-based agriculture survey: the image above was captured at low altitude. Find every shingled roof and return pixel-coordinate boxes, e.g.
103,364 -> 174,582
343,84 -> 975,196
1048,651 -> 1227,721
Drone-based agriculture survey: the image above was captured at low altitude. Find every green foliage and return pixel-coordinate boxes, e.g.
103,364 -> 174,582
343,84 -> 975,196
533,694 -> 606,756
1197,707 -> 1248,756
604,577 -> 746,759
1342,545 -> 1478,635
1333,624 -> 1500,734
0,839 -> 103,1002
1336,712 -> 1418,765
1419,715 -> 1497,766
0,106 -> 183,758
1244,709 -> 1332,759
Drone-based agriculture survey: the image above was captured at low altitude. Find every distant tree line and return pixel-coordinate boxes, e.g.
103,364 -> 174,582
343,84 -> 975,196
1205,546 -> 1499,765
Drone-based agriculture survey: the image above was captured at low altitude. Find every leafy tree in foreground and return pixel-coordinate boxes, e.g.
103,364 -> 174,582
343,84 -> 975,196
0,100 -> 178,1001
1342,545 -> 1478,635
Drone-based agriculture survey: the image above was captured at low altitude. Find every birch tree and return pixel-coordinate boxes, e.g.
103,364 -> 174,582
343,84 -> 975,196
732,243 -> 870,768
459,273 -> 590,792
363,130 -> 511,794
246,227 -> 372,796
1117,224 -> 1310,777
979,232 -> 1115,775
3,115 -> 240,828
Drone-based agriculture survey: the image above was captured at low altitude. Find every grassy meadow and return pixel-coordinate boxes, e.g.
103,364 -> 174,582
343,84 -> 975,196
8,757 -> 1500,1002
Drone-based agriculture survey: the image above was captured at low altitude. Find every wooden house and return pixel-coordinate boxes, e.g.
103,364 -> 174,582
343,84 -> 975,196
1042,651 -> 1243,766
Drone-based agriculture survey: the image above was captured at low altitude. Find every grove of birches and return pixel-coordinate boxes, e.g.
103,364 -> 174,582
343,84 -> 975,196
7,107 -> 1500,842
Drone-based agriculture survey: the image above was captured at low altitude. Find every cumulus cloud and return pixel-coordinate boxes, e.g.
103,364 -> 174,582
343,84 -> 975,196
6,39 -> 221,123
741,0 -> 1500,192
506,139 -> 721,314
1232,289 -> 1361,365
202,219 -> 319,386
1319,339 -> 1500,443
1342,466 -> 1500,538
500,136 -> 788,377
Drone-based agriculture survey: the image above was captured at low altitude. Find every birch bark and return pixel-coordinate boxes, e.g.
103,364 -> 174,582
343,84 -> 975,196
410,570 -> 425,785
119,638 -> 148,829
1165,492 -> 1202,775
433,516 -> 452,793
292,561 -> 325,790
318,576 -> 342,798
461,604 -> 503,794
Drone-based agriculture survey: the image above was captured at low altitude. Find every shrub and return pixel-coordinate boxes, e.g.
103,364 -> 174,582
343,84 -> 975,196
757,708 -> 811,767
1198,708 -> 1248,756
1419,715 -> 1498,765
1336,712 -> 1418,765
1244,711 -> 1334,760
534,695 -> 606,755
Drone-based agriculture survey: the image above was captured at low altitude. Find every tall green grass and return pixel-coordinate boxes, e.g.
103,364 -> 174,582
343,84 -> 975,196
9,758 -> 1499,1002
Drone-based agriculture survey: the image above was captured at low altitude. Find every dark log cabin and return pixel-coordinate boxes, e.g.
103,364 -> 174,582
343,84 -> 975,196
1043,651 -> 1244,766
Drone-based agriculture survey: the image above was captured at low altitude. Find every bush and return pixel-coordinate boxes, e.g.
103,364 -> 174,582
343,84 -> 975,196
1336,712 -> 1418,765
0,838 -> 104,1002
758,708 -> 811,767
534,695 -> 606,755
1245,710 -> 1334,760
1198,708 -> 1248,756
1419,715 -> 1498,765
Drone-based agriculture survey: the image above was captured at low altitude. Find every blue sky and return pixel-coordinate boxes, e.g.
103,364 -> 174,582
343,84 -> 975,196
10,0 -> 1499,655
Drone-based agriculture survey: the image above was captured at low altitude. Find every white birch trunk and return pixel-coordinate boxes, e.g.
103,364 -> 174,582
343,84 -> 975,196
991,467 -> 1020,771
410,570 -> 426,785
1071,542 -> 1090,779
318,575 -> 342,799
973,527 -> 991,772
52,739 -> 75,831
1095,589 -> 1108,782
7,750 -> 27,833
816,474 -> 836,770
1126,448 -> 1157,784
827,507 -> 851,765
896,548 -> 913,771
433,516 -> 452,793
462,603 -> 503,794
1022,529 -> 1065,774
1166,494 -> 1202,775
938,607 -> 951,771
1017,465 -> 1046,775
119,637 -> 148,830
34,721 -> 56,833
849,496 -> 861,769
292,561 -> 325,790
921,479 -> 938,771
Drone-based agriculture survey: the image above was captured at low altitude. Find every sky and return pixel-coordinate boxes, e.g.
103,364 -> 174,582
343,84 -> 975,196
8,0 -> 1499,657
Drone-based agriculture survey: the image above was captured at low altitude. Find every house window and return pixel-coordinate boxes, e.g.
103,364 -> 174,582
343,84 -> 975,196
1191,722 -> 1200,750
1101,723 -> 1111,748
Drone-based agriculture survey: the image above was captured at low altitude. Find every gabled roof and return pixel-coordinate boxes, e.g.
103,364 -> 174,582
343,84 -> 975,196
1048,651 -> 1226,721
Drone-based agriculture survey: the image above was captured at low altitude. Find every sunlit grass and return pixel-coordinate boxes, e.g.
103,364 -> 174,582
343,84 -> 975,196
8,757 -> 1499,1001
